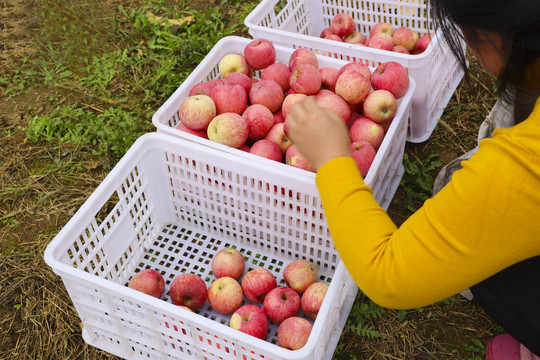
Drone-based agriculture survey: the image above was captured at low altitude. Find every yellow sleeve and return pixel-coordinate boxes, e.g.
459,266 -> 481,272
316,123 -> 540,309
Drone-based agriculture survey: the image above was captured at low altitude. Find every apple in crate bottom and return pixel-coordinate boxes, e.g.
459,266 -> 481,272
230,304 -> 269,340
178,95 -> 216,131
319,67 -> 339,92
337,62 -> 371,81
349,117 -> 385,150
241,268 -> 277,303
277,316 -> 313,350
169,273 -> 207,311
289,63 -> 322,96
128,269 -> 165,298
263,286 -> 301,324
351,141 -> 377,177
371,61 -> 410,99
249,139 -> 283,162
393,45 -> 410,54
344,31 -> 366,45
208,277 -> 243,315
283,259 -> 318,295
207,113 -> 249,149
264,123 -> 292,154
324,34 -> 343,42
286,144 -> 315,173
362,90 -> 398,124
320,26 -> 335,38
212,247 -> 245,280
301,281 -> 329,321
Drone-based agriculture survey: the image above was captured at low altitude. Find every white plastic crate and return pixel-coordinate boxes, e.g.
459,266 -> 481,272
244,0 -> 466,143
152,36 -> 416,211
44,133 -> 359,360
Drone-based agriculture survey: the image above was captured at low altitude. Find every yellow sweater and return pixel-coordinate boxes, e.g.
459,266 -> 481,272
316,97 -> 540,309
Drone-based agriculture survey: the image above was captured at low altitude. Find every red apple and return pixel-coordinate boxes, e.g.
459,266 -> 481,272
349,116 -> 385,150
261,62 -> 291,92
263,287 -> 301,324
319,67 -> 339,92
212,247 -> 245,280
241,268 -> 277,303
230,304 -> 269,340
249,139 -> 283,162
189,81 -> 220,97
264,123 -> 292,154
392,45 -> 410,54
224,72 -> 253,95
242,104 -> 275,140
314,89 -> 336,100
176,123 -> 208,139
319,27 -> 335,38
316,93 -> 351,123
281,93 -> 308,120
344,31 -> 366,44
210,84 -> 247,115
369,22 -> 394,38
288,48 -> 318,70
324,34 -> 343,42
128,269 -> 165,298
337,62 -> 371,81
335,70 -> 371,105
392,26 -> 419,52
273,109 -> 285,124
412,33 -> 434,54
169,273 -> 207,311
218,53 -> 250,78
244,38 -> 276,70
331,13 -> 355,37
283,259 -> 318,295
350,140 -> 377,177
285,144 -> 315,172
178,95 -> 216,131
277,316 -> 313,350
207,112 -> 249,148
301,282 -> 329,321
289,63 -> 322,95
368,32 -> 395,51
362,89 -> 398,123
207,277 -> 243,315
249,79 -> 285,113
371,61 -> 410,99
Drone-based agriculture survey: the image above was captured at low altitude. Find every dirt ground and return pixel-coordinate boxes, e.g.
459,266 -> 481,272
0,0 -> 502,359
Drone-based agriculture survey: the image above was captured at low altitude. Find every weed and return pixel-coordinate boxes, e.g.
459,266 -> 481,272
343,292 -> 384,340
400,152 -> 443,212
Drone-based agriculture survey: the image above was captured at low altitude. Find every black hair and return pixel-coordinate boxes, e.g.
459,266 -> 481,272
430,0 -> 540,113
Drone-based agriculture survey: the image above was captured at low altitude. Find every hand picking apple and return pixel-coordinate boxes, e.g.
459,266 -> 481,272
285,96 -> 351,172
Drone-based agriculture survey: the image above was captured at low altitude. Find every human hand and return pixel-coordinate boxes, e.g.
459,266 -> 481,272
285,96 -> 351,171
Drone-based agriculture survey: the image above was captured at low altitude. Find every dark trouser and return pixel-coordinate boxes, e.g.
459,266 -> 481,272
470,256 -> 540,356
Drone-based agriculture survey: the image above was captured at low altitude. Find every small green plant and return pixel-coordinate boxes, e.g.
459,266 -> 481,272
400,152 -> 443,212
343,292 -> 384,340
465,337 -> 485,360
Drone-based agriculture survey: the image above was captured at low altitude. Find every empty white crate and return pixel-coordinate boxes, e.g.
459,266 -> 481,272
44,133 -> 360,360
244,0 -> 466,143
152,36 -> 416,211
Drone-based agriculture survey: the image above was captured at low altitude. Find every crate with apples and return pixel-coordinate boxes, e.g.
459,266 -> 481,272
44,132 -> 359,360
128,246 -> 330,351
153,36 -> 415,211
244,0 -> 467,143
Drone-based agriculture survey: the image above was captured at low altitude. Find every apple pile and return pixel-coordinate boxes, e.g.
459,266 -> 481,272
320,12 -> 434,55
127,247 -> 330,351
176,37 -> 410,176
